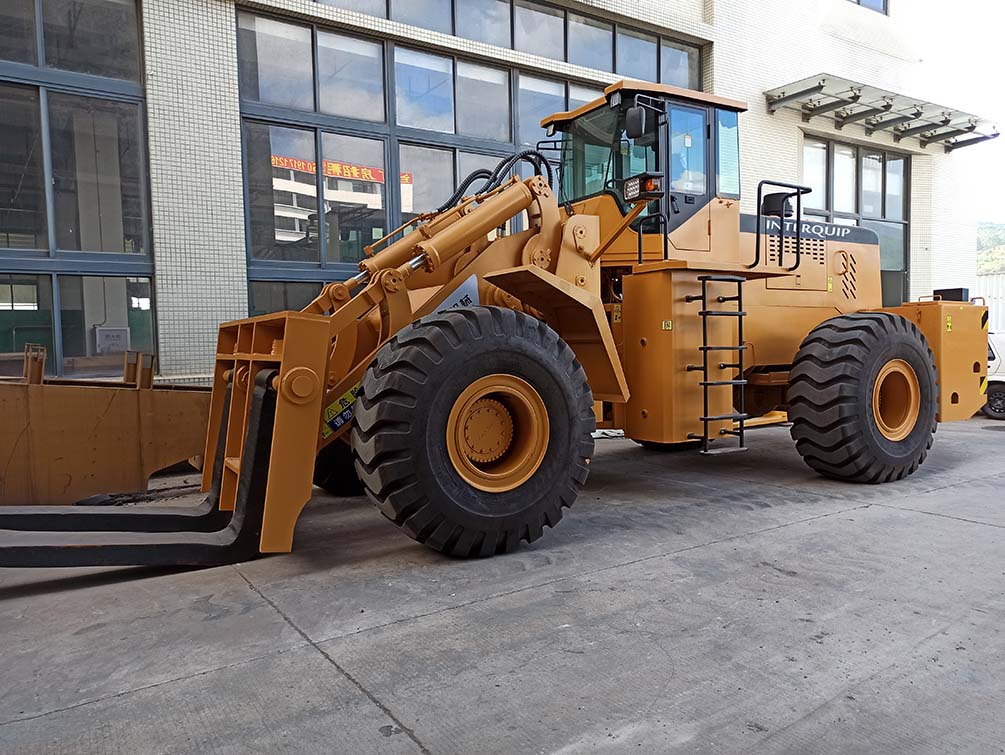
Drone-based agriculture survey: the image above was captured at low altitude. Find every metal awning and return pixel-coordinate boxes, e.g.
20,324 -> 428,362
764,74 -> 999,153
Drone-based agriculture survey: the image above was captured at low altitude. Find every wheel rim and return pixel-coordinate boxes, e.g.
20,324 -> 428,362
872,358 -> 921,441
447,374 -> 550,493
990,390 -> 1005,414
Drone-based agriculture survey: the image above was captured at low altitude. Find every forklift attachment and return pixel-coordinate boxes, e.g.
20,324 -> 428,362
0,371 -> 275,568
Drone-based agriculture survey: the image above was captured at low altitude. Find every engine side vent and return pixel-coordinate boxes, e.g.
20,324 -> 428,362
766,236 -> 826,267
841,252 -> 858,299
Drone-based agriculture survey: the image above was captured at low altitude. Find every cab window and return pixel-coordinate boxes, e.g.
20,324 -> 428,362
716,108 -> 740,197
559,105 -> 658,207
668,105 -> 706,194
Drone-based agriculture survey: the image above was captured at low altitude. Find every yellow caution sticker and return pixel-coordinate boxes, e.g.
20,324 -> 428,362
321,382 -> 362,438
612,304 -> 622,323
662,319 -> 673,331
827,276 -> 833,293
981,377 -> 989,395
982,310 -> 989,331
946,315 -> 953,333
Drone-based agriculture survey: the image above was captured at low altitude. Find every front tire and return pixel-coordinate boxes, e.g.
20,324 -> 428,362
788,312 -> 938,483
352,306 -> 595,556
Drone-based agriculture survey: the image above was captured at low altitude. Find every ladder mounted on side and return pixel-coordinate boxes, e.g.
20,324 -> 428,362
686,275 -> 749,455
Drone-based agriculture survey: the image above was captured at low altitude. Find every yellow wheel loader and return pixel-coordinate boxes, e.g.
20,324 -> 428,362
0,80 -> 988,568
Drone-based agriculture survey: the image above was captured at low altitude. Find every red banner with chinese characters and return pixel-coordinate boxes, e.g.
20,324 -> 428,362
272,155 -> 412,184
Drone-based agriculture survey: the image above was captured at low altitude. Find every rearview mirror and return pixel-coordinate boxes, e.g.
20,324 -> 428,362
625,106 -> 647,140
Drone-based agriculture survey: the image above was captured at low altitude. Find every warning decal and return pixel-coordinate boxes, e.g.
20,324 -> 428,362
321,382 -> 362,438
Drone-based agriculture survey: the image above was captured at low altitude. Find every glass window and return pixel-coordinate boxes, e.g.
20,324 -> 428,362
456,0 -> 511,48
321,132 -> 387,264
856,0 -> 887,13
250,281 -> 324,317
514,1 -> 564,56
803,138 -> 827,210
661,39 -> 699,90
833,143 -> 856,214
238,14 -> 314,111
886,155 -> 905,221
716,109 -> 740,197
568,14 -> 613,71
245,122 -> 319,262
42,0 -> 140,80
317,32 -> 384,122
58,275 -> 154,377
518,75 -> 565,147
399,144 -> 454,222
0,0 -> 35,64
0,84 -> 48,250
862,150 -> 883,217
617,29 -> 657,82
395,48 -> 454,133
318,0 -> 387,15
48,93 -> 145,253
560,106 -> 616,203
456,62 -> 510,141
0,274 -> 54,377
669,106 -> 705,194
390,0 -> 451,34
862,219 -> 906,272
568,84 -> 603,109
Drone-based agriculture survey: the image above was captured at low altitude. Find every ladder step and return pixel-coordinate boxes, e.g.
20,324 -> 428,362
699,345 -> 748,352
700,379 -> 748,387
700,412 -> 750,421
698,310 -> 747,317
698,274 -> 747,283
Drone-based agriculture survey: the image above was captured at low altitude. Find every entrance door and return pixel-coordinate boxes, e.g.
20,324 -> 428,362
666,104 -> 710,251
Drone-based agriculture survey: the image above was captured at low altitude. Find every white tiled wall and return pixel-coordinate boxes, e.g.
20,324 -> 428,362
143,0 -> 983,378
143,0 -> 248,380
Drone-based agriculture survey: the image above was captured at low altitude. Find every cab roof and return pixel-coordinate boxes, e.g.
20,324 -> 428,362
541,79 -> 748,129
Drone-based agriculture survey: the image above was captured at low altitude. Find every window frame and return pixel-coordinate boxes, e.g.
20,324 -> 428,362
0,0 -> 154,377
801,134 -> 910,303
238,10 -> 608,288
319,0 -> 702,89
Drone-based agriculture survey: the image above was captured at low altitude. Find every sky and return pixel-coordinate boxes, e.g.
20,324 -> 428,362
915,0 -> 1005,223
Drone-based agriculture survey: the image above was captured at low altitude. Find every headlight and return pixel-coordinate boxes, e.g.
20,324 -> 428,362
623,172 -> 663,203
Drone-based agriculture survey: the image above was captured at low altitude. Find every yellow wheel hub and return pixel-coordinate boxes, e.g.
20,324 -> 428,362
872,358 -> 921,442
447,374 -> 550,493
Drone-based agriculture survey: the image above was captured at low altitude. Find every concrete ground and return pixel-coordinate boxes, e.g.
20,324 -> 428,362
1,418 -> 1003,753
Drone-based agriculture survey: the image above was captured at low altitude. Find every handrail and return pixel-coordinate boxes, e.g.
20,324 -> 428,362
749,180 -> 812,272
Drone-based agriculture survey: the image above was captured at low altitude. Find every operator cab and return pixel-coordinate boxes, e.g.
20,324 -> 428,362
543,81 -> 746,237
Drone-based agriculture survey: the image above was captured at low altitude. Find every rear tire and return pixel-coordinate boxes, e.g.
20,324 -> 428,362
352,306 -> 595,556
983,385 -> 1005,420
313,440 -> 365,496
788,312 -> 937,483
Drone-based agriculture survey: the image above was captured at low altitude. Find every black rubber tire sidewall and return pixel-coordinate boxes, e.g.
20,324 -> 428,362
858,326 -> 938,464
313,439 -> 365,496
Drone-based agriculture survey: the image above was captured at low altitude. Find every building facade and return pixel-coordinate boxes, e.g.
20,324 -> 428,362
0,0 -> 993,380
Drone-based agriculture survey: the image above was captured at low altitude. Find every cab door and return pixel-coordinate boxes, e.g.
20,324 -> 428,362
666,104 -> 710,252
